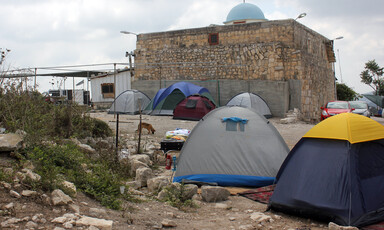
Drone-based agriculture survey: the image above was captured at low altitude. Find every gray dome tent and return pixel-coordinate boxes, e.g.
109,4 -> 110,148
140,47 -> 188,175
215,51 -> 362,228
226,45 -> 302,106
173,106 -> 289,187
226,92 -> 272,118
108,90 -> 150,115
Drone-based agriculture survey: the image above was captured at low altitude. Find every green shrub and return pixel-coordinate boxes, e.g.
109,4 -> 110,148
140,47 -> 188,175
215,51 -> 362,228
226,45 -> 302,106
161,183 -> 198,210
25,143 -> 130,210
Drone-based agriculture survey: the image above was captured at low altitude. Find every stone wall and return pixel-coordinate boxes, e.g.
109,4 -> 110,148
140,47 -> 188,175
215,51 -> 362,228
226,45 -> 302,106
134,19 -> 335,121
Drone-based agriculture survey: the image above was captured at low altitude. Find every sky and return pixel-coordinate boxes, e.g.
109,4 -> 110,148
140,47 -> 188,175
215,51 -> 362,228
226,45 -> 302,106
1,0 -> 384,94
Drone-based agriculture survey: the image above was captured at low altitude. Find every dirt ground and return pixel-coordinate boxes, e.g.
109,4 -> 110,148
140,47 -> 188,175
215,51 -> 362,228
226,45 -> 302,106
2,112 -> 383,229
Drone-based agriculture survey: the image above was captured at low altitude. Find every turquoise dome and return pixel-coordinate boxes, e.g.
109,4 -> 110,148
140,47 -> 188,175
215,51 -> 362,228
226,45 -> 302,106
224,3 -> 266,24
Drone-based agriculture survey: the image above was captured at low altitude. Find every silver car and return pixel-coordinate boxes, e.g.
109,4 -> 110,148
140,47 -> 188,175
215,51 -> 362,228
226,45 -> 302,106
349,101 -> 371,117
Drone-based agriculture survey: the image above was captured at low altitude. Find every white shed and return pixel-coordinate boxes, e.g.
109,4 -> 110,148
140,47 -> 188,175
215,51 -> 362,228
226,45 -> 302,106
90,69 -> 131,109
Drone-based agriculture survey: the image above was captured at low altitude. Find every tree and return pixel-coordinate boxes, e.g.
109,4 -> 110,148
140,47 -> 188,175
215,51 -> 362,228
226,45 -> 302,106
336,82 -> 359,101
360,59 -> 384,95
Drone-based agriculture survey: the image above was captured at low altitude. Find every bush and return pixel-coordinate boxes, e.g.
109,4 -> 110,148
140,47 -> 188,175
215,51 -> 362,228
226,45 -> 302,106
25,143 -> 129,210
0,80 -> 112,145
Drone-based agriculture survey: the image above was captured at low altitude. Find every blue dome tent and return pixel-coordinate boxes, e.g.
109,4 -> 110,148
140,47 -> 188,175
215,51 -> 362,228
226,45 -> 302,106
144,82 -> 216,116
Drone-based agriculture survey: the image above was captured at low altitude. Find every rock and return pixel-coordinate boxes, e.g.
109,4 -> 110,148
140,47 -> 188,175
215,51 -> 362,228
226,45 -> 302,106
135,167 -> 153,187
23,168 -> 41,182
182,184 -> 198,200
60,180 -> 77,197
229,216 -> 236,221
89,208 -> 108,218
10,190 -> 21,198
1,217 -> 22,228
130,160 -> 148,176
76,216 -> 113,230
128,187 -> 145,196
161,219 -> 177,227
21,190 -> 38,197
51,189 -> 73,206
4,202 -> 14,209
63,222 -> 74,228
0,133 -> 23,152
239,224 -> 254,230
328,222 -> 359,230
201,186 -> 230,202
96,139 -> 111,149
52,216 -> 67,224
129,154 -> 151,165
250,212 -> 273,225
54,227 -> 66,230
41,193 -> 51,205
1,181 -> 12,190
25,221 -> 38,229
125,180 -> 141,190
78,143 -> 97,154
147,176 -> 170,193
215,203 -> 229,209
68,203 -> 80,214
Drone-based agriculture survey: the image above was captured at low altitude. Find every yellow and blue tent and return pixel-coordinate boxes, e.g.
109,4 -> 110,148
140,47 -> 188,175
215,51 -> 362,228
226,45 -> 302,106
269,113 -> 384,227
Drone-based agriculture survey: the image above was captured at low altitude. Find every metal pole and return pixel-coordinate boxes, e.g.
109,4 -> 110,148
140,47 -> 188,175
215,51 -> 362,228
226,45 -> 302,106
129,52 -> 133,89
114,63 -> 116,118
87,72 -> 90,105
72,77 -> 75,104
337,49 -> 343,83
34,68 -> 37,91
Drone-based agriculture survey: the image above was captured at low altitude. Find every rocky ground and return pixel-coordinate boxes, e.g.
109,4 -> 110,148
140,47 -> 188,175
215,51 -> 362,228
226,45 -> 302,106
1,111 -> 382,230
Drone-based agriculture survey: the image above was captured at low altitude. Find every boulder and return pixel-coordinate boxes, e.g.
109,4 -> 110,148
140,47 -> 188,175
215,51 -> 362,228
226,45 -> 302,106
76,216 -> 113,230
135,167 -> 153,187
21,190 -> 38,197
147,176 -> 171,194
51,189 -> 73,206
129,154 -> 151,165
201,186 -> 230,203
161,219 -> 177,227
96,139 -> 111,149
60,180 -> 77,197
0,133 -> 23,152
130,160 -> 148,176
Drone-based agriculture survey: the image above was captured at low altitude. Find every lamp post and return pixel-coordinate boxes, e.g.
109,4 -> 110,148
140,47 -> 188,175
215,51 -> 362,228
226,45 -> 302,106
120,31 -> 137,89
295,13 -> 306,21
333,36 -> 344,83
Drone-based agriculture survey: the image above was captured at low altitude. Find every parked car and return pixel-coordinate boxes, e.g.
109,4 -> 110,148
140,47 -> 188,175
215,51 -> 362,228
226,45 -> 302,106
349,101 -> 371,118
321,101 -> 354,120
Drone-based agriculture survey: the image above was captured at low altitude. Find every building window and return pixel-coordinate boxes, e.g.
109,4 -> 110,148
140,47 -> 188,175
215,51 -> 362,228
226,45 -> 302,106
208,33 -> 219,45
101,83 -> 114,98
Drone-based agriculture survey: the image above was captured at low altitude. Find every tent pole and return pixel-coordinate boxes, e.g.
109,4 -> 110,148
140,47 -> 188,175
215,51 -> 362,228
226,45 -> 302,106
115,113 -> 119,164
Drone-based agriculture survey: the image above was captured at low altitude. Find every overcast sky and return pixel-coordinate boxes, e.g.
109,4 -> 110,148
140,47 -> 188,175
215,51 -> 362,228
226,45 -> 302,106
1,0 -> 383,94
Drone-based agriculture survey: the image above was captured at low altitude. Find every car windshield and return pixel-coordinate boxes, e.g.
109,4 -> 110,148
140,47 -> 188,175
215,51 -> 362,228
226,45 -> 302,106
349,101 -> 368,109
326,102 -> 349,109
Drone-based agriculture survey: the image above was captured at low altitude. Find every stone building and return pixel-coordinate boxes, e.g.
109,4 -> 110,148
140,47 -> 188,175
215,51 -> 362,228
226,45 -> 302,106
132,3 -> 336,122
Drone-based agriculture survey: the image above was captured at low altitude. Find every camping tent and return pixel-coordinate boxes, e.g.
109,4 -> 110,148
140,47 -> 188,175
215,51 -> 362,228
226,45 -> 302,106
173,106 -> 289,187
226,92 -> 272,118
173,95 -> 216,121
269,113 -> 384,227
108,90 -> 151,114
144,82 -> 216,115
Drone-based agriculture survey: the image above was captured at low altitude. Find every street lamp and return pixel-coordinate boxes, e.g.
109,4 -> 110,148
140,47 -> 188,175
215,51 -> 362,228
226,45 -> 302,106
120,31 -> 137,35
295,13 -> 306,20
332,36 -> 344,83
120,31 -> 137,89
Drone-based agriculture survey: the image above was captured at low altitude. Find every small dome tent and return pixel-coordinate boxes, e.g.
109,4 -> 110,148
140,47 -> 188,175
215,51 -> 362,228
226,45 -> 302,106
269,113 -> 384,228
173,106 -> 289,187
226,92 -> 272,118
173,94 -> 216,121
144,82 -> 216,115
108,90 -> 150,115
